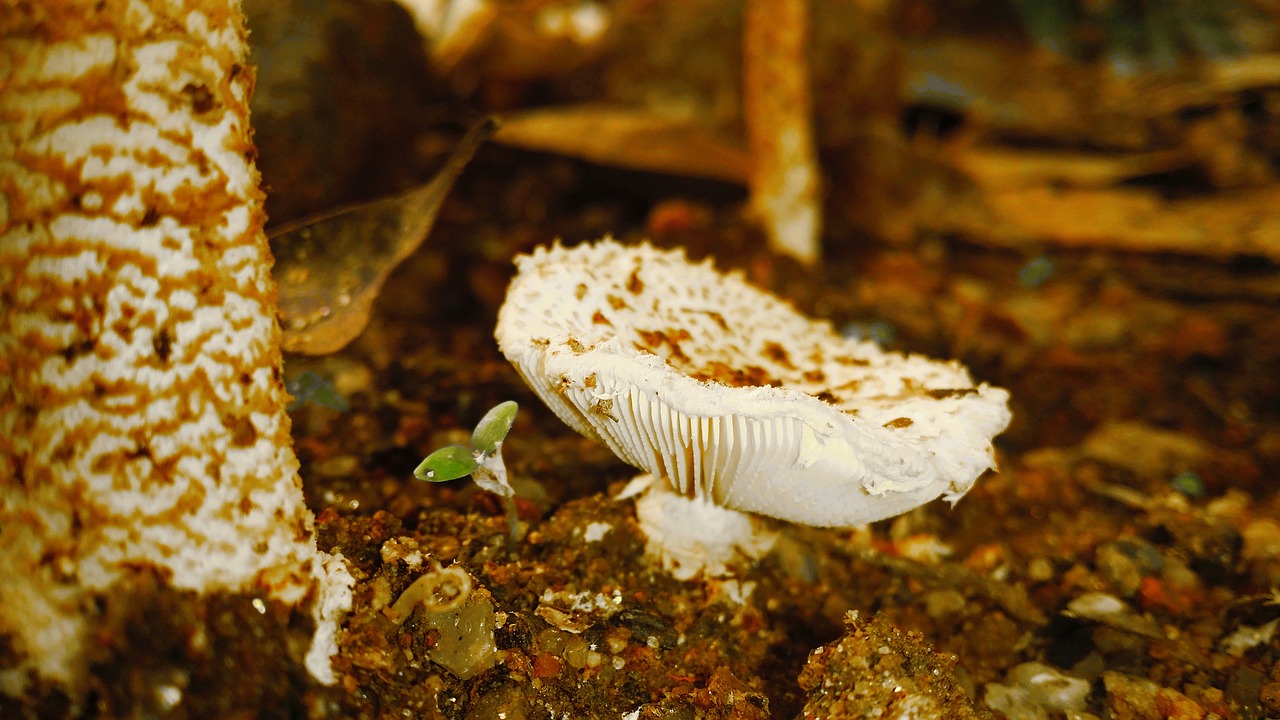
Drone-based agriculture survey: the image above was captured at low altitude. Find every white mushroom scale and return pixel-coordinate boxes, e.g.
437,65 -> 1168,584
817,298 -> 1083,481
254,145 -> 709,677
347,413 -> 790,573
496,239 -> 1012,529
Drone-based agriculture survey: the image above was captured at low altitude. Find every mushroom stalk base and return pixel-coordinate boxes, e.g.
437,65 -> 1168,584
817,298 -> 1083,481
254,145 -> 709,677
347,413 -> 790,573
632,476 -> 778,581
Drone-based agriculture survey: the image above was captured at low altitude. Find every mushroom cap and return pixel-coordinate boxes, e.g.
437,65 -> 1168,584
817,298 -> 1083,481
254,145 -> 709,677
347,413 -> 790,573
495,239 -> 1011,527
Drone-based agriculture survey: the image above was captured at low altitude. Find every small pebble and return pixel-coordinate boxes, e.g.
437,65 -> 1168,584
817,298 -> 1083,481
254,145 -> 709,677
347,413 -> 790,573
1259,680 -> 1280,712
1065,592 -> 1164,638
1096,545 -> 1143,597
1241,518 -> 1280,563
562,635 -> 591,669
1026,557 -> 1055,582
1102,671 -> 1204,720
581,521 -> 611,542
379,536 -> 425,567
983,662 -> 1091,720
1096,538 -> 1163,597
646,198 -> 714,236
924,589 -> 967,620
463,682 -> 528,720
532,652 -> 561,679
1018,254 -> 1055,289
1225,666 -> 1264,713
1170,470 -> 1206,498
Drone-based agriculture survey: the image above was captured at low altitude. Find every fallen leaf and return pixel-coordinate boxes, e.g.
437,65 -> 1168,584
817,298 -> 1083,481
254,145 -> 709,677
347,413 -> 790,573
492,105 -> 749,184
272,118 -> 495,355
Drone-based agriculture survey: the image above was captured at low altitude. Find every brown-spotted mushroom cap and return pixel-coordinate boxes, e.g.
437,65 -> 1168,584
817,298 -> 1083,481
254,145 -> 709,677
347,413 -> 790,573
495,239 -> 1011,527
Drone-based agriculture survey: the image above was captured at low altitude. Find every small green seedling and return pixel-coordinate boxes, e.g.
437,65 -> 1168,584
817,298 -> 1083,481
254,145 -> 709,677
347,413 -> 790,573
415,401 -> 520,545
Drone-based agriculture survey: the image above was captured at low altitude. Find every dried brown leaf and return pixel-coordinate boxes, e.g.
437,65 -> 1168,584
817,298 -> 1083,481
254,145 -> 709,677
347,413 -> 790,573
492,105 -> 749,184
272,119 -> 494,355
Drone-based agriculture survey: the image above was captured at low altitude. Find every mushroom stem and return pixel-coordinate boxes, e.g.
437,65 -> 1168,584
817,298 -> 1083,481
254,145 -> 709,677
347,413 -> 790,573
744,0 -> 823,264
0,0 -> 350,699
634,476 -> 778,581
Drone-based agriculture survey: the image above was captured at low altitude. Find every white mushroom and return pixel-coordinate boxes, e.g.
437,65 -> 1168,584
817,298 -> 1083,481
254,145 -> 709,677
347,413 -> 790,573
496,239 -> 1010,573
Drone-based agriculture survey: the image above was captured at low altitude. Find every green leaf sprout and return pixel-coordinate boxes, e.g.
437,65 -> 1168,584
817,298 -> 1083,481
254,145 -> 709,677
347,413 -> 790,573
415,445 -> 479,482
471,400 -> 518,455
414,401 -> 522,550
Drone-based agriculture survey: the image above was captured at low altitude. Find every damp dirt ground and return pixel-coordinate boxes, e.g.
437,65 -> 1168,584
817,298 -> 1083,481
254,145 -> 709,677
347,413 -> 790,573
273,178 -> 1280,718
18,121 -> 1279,720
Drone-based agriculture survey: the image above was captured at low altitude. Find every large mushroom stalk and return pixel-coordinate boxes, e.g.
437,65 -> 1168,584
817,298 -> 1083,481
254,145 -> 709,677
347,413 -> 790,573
0,0 -> 351,698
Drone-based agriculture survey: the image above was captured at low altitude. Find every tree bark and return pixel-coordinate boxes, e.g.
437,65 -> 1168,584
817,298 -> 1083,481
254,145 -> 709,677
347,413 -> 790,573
0,0 -> 350,698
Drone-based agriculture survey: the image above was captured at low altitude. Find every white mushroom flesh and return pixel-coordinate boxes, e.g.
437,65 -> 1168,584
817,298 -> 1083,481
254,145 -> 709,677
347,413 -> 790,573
496,239 -> 1011,527
633,475 -> 777,581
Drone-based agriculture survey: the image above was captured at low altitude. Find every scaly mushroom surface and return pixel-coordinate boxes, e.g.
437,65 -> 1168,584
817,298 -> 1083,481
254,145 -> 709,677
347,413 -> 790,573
0,0 -> 350,698
496,239 -> 1011,535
